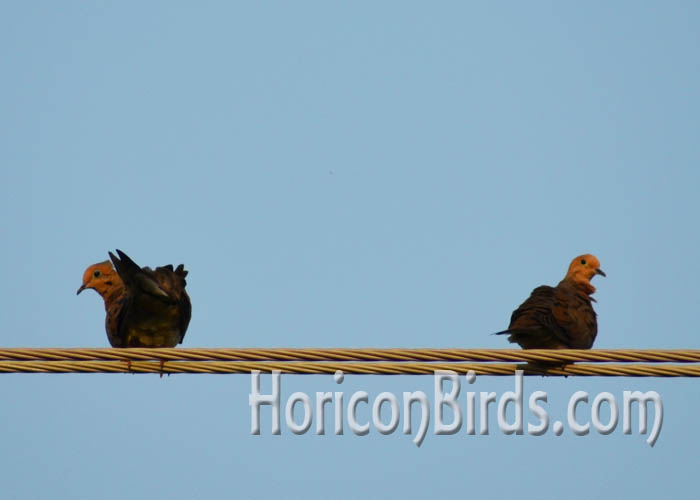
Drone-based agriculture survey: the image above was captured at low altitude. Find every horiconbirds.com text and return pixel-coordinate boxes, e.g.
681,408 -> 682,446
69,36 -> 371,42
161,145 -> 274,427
249,370 -> 663,447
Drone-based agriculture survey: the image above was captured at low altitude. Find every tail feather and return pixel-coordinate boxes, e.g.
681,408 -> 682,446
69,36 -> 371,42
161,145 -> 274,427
174,264 -> 188,278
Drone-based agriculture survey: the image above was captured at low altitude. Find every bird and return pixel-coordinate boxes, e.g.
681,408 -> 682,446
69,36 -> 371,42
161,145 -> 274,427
77,250 -> 191,348
495,254 -> 605,349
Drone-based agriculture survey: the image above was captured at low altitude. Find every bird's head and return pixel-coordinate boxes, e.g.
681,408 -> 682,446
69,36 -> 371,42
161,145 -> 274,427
77,261 -> 121,297
564,254 -> 605,293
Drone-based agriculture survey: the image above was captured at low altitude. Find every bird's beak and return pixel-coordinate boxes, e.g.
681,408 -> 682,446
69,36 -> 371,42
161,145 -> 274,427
595,268 -> 606,277
77,284 -> 87,295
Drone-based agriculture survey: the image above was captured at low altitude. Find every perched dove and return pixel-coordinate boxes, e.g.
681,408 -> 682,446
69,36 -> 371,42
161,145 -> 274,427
495,254 -> 605,349
77,250 -> 192,348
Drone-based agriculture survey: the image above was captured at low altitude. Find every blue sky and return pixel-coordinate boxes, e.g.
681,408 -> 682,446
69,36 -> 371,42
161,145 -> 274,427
2,1 -> 699,498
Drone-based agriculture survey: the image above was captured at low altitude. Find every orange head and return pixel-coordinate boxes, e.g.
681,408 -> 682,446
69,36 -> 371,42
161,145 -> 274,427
564,254 -> 605,293
77,260 -> 122,298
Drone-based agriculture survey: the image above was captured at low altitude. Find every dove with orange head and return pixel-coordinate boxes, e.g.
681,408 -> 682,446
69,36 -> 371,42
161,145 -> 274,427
78,250 -> 192,348
495,254 -> 605,349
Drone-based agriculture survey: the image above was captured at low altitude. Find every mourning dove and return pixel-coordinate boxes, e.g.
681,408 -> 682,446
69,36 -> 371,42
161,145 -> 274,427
495,254 -> 605,349
77,250 -> 191,348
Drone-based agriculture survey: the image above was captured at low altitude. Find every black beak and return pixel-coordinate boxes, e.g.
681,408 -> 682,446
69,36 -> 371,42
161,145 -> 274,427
77,284 -> 87,295
595,268 -> 606,277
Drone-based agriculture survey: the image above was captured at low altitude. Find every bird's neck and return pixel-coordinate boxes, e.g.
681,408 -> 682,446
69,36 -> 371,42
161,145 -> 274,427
561,277 -> 596,296
100,285 -> 125,308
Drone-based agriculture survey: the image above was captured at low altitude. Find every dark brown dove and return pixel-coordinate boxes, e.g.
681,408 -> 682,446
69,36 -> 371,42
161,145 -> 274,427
495,254 -> 605,349
77,249 -> 191,348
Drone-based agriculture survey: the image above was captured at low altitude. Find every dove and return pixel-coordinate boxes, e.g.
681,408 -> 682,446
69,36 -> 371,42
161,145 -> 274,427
77,250 -> 191,348
495,254 -> 605,349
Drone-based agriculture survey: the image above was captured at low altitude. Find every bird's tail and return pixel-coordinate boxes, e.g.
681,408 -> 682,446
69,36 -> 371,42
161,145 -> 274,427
492,330 -> 511,336
174,264 -> 188,278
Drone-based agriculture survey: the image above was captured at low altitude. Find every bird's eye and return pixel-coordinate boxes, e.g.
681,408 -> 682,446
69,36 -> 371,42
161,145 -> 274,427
93,270 -> 102,278
580,259 -> 587,265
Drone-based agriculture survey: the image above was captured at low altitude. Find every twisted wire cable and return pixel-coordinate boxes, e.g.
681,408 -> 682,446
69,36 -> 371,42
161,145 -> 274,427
0,360 -> 698,376
0,348 -> 698,376
0,347 -> 699,363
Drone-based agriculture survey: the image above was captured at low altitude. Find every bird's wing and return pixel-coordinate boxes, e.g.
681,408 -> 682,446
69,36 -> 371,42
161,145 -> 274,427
109,250 -> 173,303
153,263 -> 192,344
106,294 -> 129,348
506,285 -> 573,346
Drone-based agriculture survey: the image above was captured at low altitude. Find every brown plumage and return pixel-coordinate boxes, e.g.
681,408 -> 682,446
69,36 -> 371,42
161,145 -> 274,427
495,254 -> 605,349
77,250 -> 191,348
